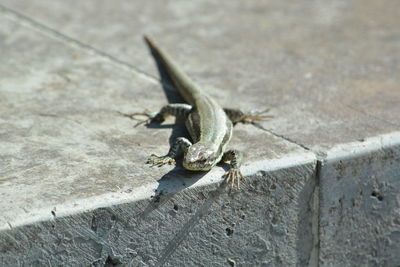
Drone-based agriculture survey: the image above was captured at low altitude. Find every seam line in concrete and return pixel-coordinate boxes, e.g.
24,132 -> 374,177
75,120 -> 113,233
343,103 -> 400,128
251,124 -> 325,267
314,160 -> 322,267
0,4 -> 164,86
251,122 -> 313,152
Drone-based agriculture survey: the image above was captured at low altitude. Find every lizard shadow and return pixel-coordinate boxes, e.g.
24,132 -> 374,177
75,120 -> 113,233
135,158 -> 230,225
132,43 -> 209,220
132,164 -> 208,225
145,40 -> 190,147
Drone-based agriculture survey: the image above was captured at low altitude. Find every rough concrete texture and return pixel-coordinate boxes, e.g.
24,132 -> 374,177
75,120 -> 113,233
319,133 -> 400,266
1,161 -> 316,266
0,11 -> 318,266
0,0 -> 399,266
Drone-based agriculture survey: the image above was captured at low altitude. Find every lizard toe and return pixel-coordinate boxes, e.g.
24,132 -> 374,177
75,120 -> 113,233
224,168 -> 245,190
146,154 -> 175,167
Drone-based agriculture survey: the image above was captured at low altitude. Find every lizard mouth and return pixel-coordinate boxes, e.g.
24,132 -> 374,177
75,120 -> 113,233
183,160 -> 212,171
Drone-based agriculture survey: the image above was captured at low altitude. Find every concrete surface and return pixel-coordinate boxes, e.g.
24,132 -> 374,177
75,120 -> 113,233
1,0 -> 399,149
0,0 -> 399,266
0,9 -> 317,267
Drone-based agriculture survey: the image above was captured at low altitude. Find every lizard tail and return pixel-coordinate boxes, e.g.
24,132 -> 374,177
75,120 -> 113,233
143,35 -> 201,105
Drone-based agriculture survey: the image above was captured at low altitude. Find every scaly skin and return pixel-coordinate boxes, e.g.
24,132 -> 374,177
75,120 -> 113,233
130,36 -> 267,188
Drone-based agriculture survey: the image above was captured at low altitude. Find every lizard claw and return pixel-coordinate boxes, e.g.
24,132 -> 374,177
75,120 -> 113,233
146,154 -> 176,167
224,168 -> 245,190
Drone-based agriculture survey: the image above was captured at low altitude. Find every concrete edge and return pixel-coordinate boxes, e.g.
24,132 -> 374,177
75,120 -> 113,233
1,151 -> 316,231
324,131 -> 400,162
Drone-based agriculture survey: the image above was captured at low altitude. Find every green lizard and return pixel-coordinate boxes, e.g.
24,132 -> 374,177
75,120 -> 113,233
125,36 -> 269,188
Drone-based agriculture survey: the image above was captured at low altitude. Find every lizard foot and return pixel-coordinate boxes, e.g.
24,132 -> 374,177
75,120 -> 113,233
224,168 -> 245,189
146,154 -> 176,167
241,108 -> 274,124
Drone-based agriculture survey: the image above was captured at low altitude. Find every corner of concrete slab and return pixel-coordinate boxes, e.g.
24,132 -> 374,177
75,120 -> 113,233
317,132 -> 400,266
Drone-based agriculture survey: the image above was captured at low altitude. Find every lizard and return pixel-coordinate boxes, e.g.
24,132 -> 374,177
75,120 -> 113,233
124,36 -> 270,188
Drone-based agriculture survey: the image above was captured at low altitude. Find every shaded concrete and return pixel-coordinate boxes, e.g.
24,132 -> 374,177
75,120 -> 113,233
1,159 -> 316,266
319,133 -> 400,266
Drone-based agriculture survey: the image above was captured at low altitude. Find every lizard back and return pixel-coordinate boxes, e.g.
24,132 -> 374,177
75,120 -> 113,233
144,36 -> 233,155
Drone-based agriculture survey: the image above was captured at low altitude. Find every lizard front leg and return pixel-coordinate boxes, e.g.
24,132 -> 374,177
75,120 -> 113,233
223,108 -> 273,125
147,137 -> 192,167
119,103 -> 192,127
221,149 -> 244,189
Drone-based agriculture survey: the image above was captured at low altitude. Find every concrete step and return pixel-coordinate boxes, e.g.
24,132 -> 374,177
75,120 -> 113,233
0,1 -> 399,266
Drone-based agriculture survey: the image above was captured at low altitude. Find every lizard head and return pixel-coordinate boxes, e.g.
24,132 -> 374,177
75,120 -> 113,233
183,143 -> 218,171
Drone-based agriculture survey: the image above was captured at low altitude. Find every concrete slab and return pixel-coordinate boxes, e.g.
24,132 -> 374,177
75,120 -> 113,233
1,0 -> 399,150
1,0 -> 399,266
0,14 -> 317,266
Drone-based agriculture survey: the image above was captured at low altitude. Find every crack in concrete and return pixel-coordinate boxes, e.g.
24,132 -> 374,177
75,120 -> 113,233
251,122 -> 313,152
250,122 -> 324,267
343,103 -> 400,128
0,4 -> 172,89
